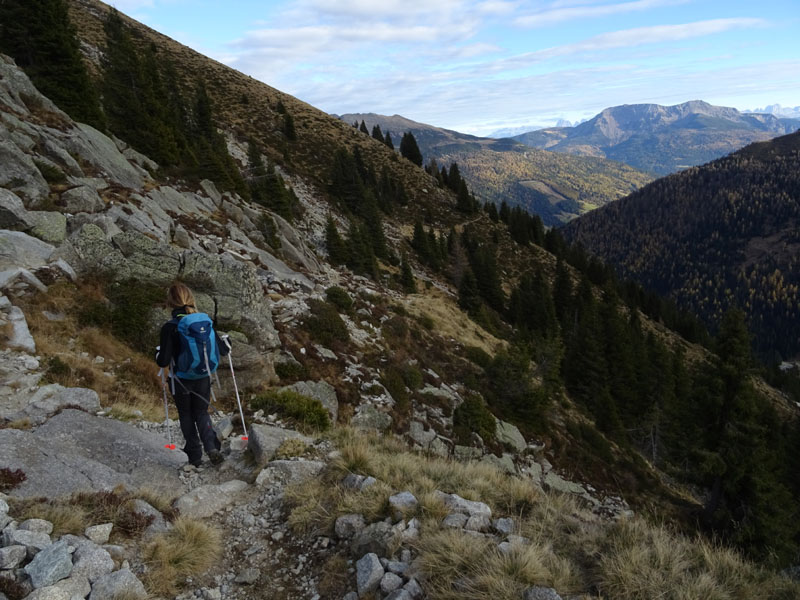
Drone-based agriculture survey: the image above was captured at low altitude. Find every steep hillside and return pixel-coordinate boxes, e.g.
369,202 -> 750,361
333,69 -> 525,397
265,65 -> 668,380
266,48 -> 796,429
562,130 -> 800,360
340,113 -> 653,225
514,100 -> 800,175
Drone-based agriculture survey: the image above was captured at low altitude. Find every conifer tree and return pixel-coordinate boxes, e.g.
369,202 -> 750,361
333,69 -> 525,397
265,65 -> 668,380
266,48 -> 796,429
360,120 -> 369,134
400,252 -> 416,293
325,216 -> 348,265
0,0 -> 104,128
371,124 -> 384,141
384,132 -> 394,149
459,268 -> 482,315
400,132 -> 423,166
284,112 -> 297,140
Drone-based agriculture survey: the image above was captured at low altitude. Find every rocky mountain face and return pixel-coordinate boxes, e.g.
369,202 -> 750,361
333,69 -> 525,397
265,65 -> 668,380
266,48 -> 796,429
0,53 -> 633,600
513,100 -> 800,175
338,113 -> 653,225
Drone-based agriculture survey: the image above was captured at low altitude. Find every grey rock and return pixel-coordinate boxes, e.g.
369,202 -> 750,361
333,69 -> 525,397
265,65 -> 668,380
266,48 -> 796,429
122,146 -> 158,173
435,492 -> 492,519
100,545 -> 126,563
0,410 -> 184,499
279,380 -> 338,423
173,224 -> 191,248
71,542 -> 114,583
214,416 -> 234,440
255,460 -> 324,486
356,552 -> 384,596
0,140 -> 50,202
13,386 -> 100,425
342,592 -> 358,600
481,453 -> 516,474
234,568 -> 260,585
63,123 -> 145,191
0,189 -> 32,230
351,405 -> 392,432
408,421 -> 436,446
404,578 -> 424,598
199,180 -> 222,206
27,212 -> 67,244
389,491 -> 418,518
84,523 -> 113,545
19,519 -> 53,535
128,499 -> 167,535
543,472 -> 586,496
173,480 -> 249,519
453,445 -> 483,461
88,568 -> 147,600
386,591 -> 413,600
2,528 -> 51,556
351,522 -> 397,559
381,571 -> 403,594
465,515 -> 491,533
271,213 -> 323,273
0,230 -> 54,270
498,541 -> 513,554
27,575 -> 90,600
0,267 -> 47,295
0,545 -> 26,569
61,186 -> 105,214
334,514 -> 366,540
247,424 -> 312,466
341,473 -> 377,490
523,586 -> 563,600
4,305 -> 36,353
494,517 -> 516,536
442,513 -> 468,529
23,540 -> 72,588
495,419 -> 527,452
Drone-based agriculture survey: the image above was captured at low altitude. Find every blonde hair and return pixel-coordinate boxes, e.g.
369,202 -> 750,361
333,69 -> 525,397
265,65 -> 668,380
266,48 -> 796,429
166,283 -> 197,314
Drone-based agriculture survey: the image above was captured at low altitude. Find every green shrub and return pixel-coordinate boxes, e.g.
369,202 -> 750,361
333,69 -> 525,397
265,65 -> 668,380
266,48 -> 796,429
303,299 -> 349,346
400,364 -> 424,390
78,299 -> 113,328
381,366 -> 410,416
34,159 -> 67,184
464,346 -> 491,369
453,394 -> 496,445
45,356 -> 72,383
275,360 -> 309,381
251,390 -> 330,433
417,313 -> 435,330
325,286 -> 353,312
382,316 -> 408,340
107,279 -> 164,352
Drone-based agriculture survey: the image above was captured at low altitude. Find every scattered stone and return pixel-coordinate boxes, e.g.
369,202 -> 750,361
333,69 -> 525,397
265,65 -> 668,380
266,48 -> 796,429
404,578 -> 424,598
0,545 -> 26,569
351,522 -> 397,559
465,515 -> 491,533
23,540 -> 72,589
255,460 -> 325,486
380,571 -> 403,594
28,211 -> 67,244
129,499 -> 167,535
173,480 -> 249,518
389,491 -> 418,519
19,518 -> 53,535
234,568 -> 260,585
2,528 -> 51,557
88,568 -> 147,600
385,560 -> 409,576
494,517 -> 515,536
214,416 -> 234,440
5,305 -> 36,353
523,586 -> 563,600
435,491 -> 492,519
335,514 -> 366,540
408,421 -> 436,446
385,591 -> 413,600
543,471 -> 586,496
60,186 -> 105,214
71,542 -> 114,583
248,424 -> 313,466
341,473 -> 377,490
442,513 -> 468,529
481,452 -> 516,474
84,524 -> 113,547
351,404 -> 392,432
356,553 -> 384,596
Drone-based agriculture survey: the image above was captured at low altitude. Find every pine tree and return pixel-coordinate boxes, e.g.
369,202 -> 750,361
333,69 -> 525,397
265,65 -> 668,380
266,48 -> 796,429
400,132 -> 423,166
0,0 -> 104,128
400,252 -> 416,293
371,124 -> 384,141
447,163 -> 462,193
384,132 -> 394,149
459,268 -> 482,315
325,216 -> 348,265
359,120 -> 369,134
284,112 -> 297,140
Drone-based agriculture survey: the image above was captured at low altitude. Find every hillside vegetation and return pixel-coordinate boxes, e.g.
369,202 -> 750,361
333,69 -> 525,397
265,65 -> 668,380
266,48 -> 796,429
514,100 -> 800,175
340,113 -> 653,225
563,130 -> 800,361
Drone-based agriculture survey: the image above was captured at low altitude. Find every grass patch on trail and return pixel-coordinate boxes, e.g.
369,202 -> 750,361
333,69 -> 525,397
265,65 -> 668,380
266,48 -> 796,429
143,517 -> 221,598
283,428 -> 800,600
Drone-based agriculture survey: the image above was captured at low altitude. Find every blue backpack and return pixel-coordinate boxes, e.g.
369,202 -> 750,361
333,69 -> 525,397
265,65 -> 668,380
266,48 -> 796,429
171,312 -> 219,380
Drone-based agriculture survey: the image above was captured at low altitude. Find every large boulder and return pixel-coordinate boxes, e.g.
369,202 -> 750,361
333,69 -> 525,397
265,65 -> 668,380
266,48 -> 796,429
279,380 -> 338,423
0,189 -> 33,230
62,123 -> 146,191
23,540 -> 73,588
60,186 -> 105,214
88,569 -> 147,600
254,459 -> 325,486
0,230 -> 54,270
0,409 -> 185,498
0,140 -> 50,203
27,212 -> 67,244
495,418 -> 526,452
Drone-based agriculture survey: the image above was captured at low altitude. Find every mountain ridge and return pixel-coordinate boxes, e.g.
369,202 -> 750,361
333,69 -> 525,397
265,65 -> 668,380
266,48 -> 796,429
512,100 -> 800,175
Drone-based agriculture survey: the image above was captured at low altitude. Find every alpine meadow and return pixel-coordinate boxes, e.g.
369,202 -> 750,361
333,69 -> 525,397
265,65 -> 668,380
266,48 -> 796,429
0,1 -> 799,600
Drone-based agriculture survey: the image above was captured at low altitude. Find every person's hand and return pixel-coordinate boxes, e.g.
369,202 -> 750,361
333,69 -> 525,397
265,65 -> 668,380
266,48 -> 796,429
220,334 -> 232,350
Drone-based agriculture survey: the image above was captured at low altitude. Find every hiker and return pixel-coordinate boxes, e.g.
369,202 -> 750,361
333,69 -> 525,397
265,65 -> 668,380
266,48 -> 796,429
155,283 -> 229,467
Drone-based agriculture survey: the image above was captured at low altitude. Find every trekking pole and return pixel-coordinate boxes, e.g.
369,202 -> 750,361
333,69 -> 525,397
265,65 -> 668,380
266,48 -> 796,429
158,368 -> 176,450
222,335 -> 248,441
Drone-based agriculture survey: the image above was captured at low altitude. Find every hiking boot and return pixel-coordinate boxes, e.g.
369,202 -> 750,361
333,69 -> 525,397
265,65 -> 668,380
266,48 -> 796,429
209,449 -> 224,465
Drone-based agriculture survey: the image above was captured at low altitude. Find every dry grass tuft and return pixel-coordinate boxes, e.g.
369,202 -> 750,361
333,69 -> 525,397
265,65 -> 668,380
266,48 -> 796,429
143,517 -> 221,597
19,501 -> 89,536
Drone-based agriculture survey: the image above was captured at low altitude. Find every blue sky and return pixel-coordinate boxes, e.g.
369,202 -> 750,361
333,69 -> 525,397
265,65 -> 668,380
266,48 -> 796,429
110,0 -> 800,136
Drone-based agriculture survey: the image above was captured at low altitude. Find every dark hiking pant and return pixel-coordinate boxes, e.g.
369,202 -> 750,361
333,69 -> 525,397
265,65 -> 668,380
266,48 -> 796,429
171,377 -> 220,465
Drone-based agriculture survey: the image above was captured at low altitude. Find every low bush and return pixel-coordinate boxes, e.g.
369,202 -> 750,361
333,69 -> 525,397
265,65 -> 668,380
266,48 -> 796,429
251,390 -> 330,433
275,360 -> 309,382
453,393 -> 496,445
325,286 -> 353,312
464,345 -> 492,369
33,159 -> 67,184
303,299 -> 349,346
0,468 -> 26,493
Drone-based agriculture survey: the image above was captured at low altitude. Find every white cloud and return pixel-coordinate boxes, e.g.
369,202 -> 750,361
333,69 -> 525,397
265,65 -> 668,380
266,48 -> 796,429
515,0 -> 690,28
